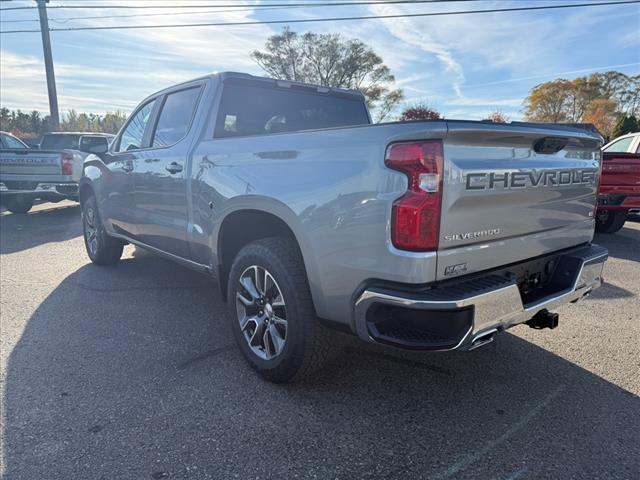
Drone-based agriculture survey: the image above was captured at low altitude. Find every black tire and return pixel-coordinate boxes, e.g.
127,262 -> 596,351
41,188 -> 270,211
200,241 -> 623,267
3,196 -> 34,214
595,211 -> 627,234
227,237 -> 333,383
81,195 -> 124,265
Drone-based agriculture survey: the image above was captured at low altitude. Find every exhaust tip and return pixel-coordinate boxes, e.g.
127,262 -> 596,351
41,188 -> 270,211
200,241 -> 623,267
468,329 -> 498,351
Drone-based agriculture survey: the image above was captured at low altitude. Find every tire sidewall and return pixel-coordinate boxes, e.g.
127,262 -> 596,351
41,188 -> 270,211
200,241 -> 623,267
227,243 -> 311,377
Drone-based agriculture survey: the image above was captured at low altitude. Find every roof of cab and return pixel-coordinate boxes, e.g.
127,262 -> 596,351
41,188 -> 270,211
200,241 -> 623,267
156,71 -> 365,100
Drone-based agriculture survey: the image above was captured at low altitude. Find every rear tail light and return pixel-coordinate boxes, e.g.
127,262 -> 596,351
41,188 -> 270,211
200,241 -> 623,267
385,141 -> 444,251
61,152 -> 73,175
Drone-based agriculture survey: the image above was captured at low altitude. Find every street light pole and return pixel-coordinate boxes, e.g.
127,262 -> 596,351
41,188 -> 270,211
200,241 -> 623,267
36,0 -> 60,131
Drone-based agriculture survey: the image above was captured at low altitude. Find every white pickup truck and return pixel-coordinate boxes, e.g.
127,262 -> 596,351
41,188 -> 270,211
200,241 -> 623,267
0,132 -> 113,213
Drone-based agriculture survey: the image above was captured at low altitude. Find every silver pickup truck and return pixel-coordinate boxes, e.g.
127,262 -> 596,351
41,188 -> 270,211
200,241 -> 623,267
0,132 -> 113,213
80,72 -> 608,382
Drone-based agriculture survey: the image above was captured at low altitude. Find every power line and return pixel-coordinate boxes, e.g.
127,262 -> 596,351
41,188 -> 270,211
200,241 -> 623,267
1,6 -> 292,23
0,0 -> 487,12
1,0 -> 637,34
0,1 -> 482,24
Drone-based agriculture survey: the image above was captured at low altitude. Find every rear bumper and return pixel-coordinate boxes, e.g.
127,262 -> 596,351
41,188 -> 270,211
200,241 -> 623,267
0,181 -> 79,199
598,192 -> 640,211
354,244 -> 607,351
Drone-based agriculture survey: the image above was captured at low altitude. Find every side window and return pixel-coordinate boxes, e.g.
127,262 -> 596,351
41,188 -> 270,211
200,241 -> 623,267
116,99 -> 156,152
3,135 -> 27,149
603,137 -> 633,153
152,87 -> 201,148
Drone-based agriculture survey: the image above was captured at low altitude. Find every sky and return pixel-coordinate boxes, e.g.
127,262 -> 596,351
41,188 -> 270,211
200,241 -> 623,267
1,0 -> 639,121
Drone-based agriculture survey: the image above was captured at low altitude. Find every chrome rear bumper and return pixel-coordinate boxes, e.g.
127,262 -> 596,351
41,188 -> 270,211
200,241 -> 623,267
354,244 -> 607,351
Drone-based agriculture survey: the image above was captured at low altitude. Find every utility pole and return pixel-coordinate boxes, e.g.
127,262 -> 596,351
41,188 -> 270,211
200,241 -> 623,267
36,0 -> 60,131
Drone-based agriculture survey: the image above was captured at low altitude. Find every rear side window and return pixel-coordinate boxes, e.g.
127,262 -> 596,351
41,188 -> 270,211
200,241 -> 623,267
116,99 -> 156,152
214,82 -> 369,138
41,134 -> 80,150
604,136 -> 633,153
152,87 -> 201,148
2,134 -> 27,149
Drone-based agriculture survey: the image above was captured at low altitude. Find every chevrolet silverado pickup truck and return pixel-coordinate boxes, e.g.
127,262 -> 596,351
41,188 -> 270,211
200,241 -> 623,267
0,132 -> 113,213
80,72 -> 608,382
596,132 -> 640,233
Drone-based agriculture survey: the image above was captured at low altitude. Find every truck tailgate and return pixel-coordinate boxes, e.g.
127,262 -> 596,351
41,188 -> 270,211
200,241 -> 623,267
0,150 -> 62,176
437,122 -> 602,280
601,152 -> 640,190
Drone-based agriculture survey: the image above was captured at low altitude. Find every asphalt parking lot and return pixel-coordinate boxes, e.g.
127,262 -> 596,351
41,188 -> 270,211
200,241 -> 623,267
1,201 -> 639,480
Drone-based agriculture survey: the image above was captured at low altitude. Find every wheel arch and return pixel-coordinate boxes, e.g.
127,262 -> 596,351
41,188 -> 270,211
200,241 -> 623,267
216,204 -> 319,311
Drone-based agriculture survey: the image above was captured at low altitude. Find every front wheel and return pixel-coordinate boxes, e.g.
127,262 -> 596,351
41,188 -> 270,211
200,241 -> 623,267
227,237 -> 333,383
3,196 -> 34,214
82,195 -> 124,265
595,210 -> 626,234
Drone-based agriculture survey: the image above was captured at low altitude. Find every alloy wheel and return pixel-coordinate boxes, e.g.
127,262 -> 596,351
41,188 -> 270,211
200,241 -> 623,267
236,265 -> 288,360
83,206 -> 98,256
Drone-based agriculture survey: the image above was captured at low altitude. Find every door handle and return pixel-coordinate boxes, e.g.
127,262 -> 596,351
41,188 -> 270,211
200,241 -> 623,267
121,163 -> 133,173
165,162 -> 183,174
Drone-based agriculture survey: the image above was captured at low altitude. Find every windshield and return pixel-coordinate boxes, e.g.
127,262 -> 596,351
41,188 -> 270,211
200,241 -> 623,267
40,134 -> 81,150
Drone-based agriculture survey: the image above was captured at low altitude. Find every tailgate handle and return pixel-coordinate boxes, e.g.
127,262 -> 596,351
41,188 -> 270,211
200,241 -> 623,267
534,137 -> 568,155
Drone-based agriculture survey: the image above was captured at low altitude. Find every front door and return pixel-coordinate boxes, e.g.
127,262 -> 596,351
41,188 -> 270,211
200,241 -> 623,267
133,86 -> 202,259
101,98 -> 158,238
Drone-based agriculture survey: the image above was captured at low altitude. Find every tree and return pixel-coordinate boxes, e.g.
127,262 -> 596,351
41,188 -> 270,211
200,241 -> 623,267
251,26 -> 403,122
483,109 -> 509,123
612,114 -> 639,138
399,103 -> 442,121
523,79 -> 574,122
1,108 -> 127,139
523,71 -> 640,135
583,99 -> 618,139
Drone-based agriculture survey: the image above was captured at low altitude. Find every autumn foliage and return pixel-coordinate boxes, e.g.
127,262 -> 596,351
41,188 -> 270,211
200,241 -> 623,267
399,104 -> 442,121
523,72 -> 639,139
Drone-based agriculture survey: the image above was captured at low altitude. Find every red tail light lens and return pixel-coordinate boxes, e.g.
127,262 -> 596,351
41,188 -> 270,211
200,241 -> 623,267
61,152 -> 73,175
385,141 -> 444,251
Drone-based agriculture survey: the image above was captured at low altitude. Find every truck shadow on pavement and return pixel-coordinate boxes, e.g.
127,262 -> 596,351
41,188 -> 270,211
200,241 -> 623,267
0,203 -> 81,255
594,222 -> 640,263
3,253 -> 639,479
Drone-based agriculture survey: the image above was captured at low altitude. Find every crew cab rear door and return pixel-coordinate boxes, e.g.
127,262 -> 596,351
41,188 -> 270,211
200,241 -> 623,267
436,122 -> 602,280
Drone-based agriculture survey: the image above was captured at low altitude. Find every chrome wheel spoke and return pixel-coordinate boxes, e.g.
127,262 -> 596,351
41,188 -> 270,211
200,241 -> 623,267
268,324 -> 285,355
271,292 -> 285,308
270,315 -> 287,327
239,314 -> 258,333
263,328 -> 275,358
236,291 -> 254,307
249,320 -> 266,347
239,275 -> 260,301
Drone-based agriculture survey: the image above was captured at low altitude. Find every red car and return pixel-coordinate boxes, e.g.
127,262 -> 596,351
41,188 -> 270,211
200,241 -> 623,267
596,132 -> 640,233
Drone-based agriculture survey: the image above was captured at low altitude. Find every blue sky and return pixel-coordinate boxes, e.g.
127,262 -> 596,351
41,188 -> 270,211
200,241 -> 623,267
1,0 -> 639,120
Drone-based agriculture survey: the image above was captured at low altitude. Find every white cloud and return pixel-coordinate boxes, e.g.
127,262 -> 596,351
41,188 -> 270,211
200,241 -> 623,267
368,3 -> 465,98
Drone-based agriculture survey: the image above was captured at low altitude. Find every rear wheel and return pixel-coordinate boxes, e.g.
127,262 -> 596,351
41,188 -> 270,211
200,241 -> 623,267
82,195 -> 124,265
595,210 -> 626,234
3,196 -> 34,214
227,237 -> 333,383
